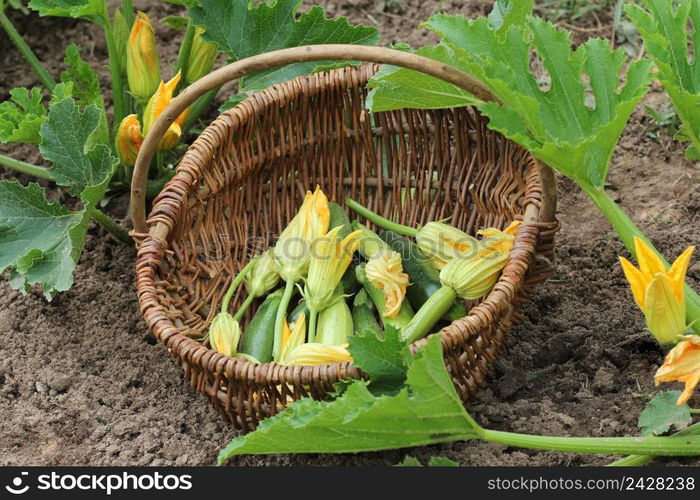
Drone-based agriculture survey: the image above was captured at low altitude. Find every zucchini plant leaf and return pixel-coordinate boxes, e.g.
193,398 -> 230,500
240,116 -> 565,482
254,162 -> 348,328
218,336 -> 477,462
347,326 -> 412,395
625,0 -> 700,160
189,0 -> 379,92
638,391 -> 692,437
60,44 -> 103,109
0,181 -> 88,299
39,98 -> 117,204
0,87 -> 46,144
28,0 -> 106,24
367,8 -> 652,189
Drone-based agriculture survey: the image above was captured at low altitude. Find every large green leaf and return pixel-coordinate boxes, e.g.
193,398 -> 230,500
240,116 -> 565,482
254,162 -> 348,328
28,0 -> 106,24
347,326 -> 412,395
190,0 -> 379,94
367,9 -> 652,189
0,181 -> 88,299
0,87 -> 46,144
626,0 -> 700,159
218,336 -> 477,462
39,98 -> 116,204
638,391 -> 692,437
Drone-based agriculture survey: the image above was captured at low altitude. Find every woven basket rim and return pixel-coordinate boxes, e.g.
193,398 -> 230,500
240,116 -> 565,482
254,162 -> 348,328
136,64 -> 546,385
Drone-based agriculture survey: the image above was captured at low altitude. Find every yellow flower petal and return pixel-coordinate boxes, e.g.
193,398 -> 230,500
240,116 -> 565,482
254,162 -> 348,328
279,312 -> 306,364
634,237 -> 666,282
654,335 -> 700,406
668,246 -> 695,303
365,250 -> 409,317
644,274 -> 687,345
619,256 -> 646,310
282,343 -> 352,366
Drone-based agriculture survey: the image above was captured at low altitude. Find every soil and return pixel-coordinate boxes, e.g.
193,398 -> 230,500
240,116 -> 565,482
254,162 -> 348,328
1,1 -> 698,467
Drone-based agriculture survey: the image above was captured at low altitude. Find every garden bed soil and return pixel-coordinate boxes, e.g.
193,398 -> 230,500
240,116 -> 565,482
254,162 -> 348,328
0,0 -> 698,466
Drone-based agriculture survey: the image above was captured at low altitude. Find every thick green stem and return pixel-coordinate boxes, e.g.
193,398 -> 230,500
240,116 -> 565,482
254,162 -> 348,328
345,198 -> 418,237
176,19 -> 195,90
104,22 -> 127,134
273,280 -> 297,361
308,308 -> 319,343
583,184 -> 700,325
89,208 -> 131,244
182,87 -> 220,135
0,154 -> 53,180
401,286 -> 457,343
0,11 -> 56,91
221,260 -> 255,313
233,292 -> 256,322
481,427 -> 700,456
607,422 -> 700,466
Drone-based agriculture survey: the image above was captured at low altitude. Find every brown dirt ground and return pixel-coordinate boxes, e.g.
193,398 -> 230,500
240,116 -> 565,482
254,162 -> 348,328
0,0 -> 698,466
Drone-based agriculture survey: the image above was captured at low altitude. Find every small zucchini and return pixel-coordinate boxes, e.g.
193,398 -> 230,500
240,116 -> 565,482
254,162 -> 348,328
379,230 -> 467,322
329,202 -> 361,295
239,289 -> 283,363
352,288 -> 381,338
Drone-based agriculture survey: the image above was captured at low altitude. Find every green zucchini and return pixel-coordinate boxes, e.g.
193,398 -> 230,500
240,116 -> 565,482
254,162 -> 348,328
379,230 -> 467,322
356,264 -> 414,330
352,289 -> 381,338
288,300 -> 309,324
239,289 -> 283,363
329,202 -> 361,295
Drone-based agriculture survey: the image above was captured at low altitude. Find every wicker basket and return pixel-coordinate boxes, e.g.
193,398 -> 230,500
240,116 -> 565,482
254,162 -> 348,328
131,45 -> 558,431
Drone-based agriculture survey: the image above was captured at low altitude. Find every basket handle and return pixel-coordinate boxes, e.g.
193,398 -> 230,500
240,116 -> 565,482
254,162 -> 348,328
131,44 -> 557,235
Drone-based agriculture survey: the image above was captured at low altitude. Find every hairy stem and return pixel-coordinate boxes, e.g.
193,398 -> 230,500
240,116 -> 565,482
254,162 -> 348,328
0,10 -> 56,91
345,198 -> 418,237
176,18 -> 195,90
89,208 -> 131,244
308,308 -> 319,343
583,184 -> 700,325
0,154 -> 53,180
607,422 -> 700,466
233,292 -> 256,322
221,260 -> 255,313
273,280 -> 297,361
104,22 -> 127,134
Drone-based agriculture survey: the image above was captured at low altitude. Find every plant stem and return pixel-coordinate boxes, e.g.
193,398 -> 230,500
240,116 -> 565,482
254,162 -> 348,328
480,427 -> 700,456
182,87 -> 220,136
0,10 -> 56,91
176,18 -> 195,90
0,154 -> 53,180
582,184 -> 700,325
345,198 -> 418,237
308,308 -> 319,343
122,0 -> 134,28
401,286 -> 457,343
607,422 -> 700,466
104,22 -> 127,135
89,208 -> 131,244
233,292 -> 256,322
221,260 -> 255,313
273,280 -> 297,361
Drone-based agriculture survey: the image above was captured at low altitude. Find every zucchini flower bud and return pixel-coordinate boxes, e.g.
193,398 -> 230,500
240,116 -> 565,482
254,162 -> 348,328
142,71 -> 190,152
315,299 -> 353,346
114,114 -> 143,167
416,222 -> 478,270
304,225 -> 362,313
279,312 -> 306,364
654,335 -> 700,406
365,250 -> 409,318
440,221 -> 521,300
245,249 -> 280,297
619,237 -> 694,345
273,187 -> 330,283
185,27 -> 218,83
283,343 -> 352,366
209,312 -> 241,357
126,12 -> 161,101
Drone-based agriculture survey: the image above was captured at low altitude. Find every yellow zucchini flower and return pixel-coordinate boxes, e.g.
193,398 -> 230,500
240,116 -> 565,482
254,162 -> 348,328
416,222 -> 478,269
654,335 -> 700,406
304,225 -> 362,312
273,187 -> 331,283
365,250 -> 409,317
142,71 -> 190,152
619,238 -> 694,345
245,249 -> 280,297
114,114 -> 143,167
185,26 -> 218,83
208,312 -> 241,357
282,343 -> 352,366
440,221 -> 521,300
126,12 -> 161,101
278,312 -> 306,364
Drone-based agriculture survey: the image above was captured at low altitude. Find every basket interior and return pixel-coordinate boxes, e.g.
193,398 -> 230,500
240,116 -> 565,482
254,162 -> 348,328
153,65 -> 533,338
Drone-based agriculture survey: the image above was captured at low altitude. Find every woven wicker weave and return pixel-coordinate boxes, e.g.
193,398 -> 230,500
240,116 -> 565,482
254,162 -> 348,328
131,46 -> 558,430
